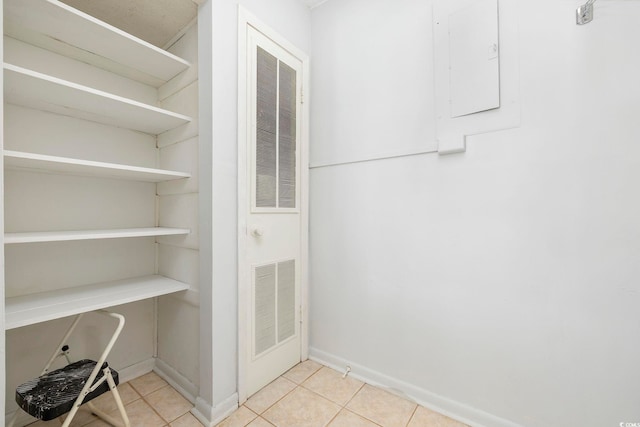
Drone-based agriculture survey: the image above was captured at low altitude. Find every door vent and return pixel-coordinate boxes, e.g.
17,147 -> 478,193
254,259 -> 296,357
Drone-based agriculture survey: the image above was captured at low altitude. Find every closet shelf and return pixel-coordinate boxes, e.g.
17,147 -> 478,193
3,63 -> 192,135
4,150 -> 191,182
5,227 -> 191,244
5,275 -> 190,329
4,0 -> 191,87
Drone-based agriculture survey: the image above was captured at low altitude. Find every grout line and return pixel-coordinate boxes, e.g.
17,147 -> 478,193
140,384 -> 175,423
405,405 -> 419,427
250,377 -> 299,416
343,382 -> 365,408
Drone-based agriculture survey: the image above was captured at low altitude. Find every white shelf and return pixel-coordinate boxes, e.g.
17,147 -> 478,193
4,150 -> 191,182
5,227 -> 190,244
4,0 -> 191,87
5,275 -> 190,329
4,63 -> 192,134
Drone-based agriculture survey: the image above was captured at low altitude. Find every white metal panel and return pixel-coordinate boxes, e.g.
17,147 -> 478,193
448,0 -> 500,118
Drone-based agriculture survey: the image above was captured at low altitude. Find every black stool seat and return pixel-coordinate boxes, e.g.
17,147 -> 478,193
15,359 -> 119,421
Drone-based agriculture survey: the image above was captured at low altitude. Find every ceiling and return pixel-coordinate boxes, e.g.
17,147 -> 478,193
60,0 -> 328,48
300,0 -> 329,8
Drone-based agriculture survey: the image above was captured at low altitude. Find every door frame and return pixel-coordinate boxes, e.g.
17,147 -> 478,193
237,5 -> 310,404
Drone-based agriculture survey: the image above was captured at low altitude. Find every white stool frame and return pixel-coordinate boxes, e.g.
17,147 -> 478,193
8,310 -> 131,427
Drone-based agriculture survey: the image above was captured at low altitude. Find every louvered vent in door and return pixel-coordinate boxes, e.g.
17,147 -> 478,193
255,47 -> 297,210
254,260 -> 296,357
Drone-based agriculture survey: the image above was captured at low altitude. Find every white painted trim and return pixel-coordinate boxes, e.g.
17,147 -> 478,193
309,348 -> 524,427
118,357 -> 156,383
237,4 -> 311,404
305,0 -> 332,10
154,357 -> 199,403
0,2 -> 5,422
192,393 -> 238,427
162,16 -> 198,51
310,148 -> 439,169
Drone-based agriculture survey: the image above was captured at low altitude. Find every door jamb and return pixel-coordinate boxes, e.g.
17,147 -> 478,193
237,5 -> 310,405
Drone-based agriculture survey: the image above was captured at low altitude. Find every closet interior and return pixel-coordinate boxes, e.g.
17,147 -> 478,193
2,0 -> 201,423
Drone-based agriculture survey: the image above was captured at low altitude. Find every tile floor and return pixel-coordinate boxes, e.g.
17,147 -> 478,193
216,360 -> 468,427
27,361 -> 468,427
27,371 -> 203,427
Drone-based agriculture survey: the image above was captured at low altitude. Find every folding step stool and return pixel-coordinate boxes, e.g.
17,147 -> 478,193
8,310 -> 131,427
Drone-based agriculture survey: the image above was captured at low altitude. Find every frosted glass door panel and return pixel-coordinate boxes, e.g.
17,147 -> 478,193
278,63 -> 296,208
254,48 -> 297,210
256,48 -> 278,208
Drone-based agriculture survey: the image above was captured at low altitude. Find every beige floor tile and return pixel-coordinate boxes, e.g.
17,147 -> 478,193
328,409 -> 380,427
115,399 -> 166,427
82,420 -> 111,427
27,420 -> 62,426
282,360 -> 323,384
129,372 -> 169,396
91,383 -> 141,414
246,417 -> 274,427
346,385 -> 417,427
145,385 -> 193,422
59,407 -> 98,426
302,367 -> 364,406
57,383 -> 139,426
407,406 -> 468,427
245,377 -> 297,414
263,387 -> 341,427
215,406 -> 258,427
171,412 -> 206,427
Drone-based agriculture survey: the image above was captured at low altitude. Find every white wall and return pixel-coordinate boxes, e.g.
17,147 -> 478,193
310,0 -> 436,167
309,1 -> 640,427
197,0 -> 310,422
157,21 -> 201,399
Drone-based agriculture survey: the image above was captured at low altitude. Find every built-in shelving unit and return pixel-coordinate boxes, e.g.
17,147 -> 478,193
5,227 -> 191,244
4,151 -> 191,182
4,0 -> 191,87
5,275 -> 190,330
3,64 -> 192,134
2,0 -> 195,338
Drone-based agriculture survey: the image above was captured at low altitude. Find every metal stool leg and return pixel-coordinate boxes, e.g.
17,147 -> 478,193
61,311 -> 129,427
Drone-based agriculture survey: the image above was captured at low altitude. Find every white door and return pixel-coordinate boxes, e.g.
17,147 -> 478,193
243,26 -> 305,397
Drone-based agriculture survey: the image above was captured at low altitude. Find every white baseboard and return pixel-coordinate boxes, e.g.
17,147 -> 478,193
154,357 -> 199,404
309,347 -> 523,427
191,393 -> 238,427
118,357 -> 156,383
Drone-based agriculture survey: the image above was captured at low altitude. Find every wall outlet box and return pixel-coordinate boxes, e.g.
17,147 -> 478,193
438,134 -> 466,155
